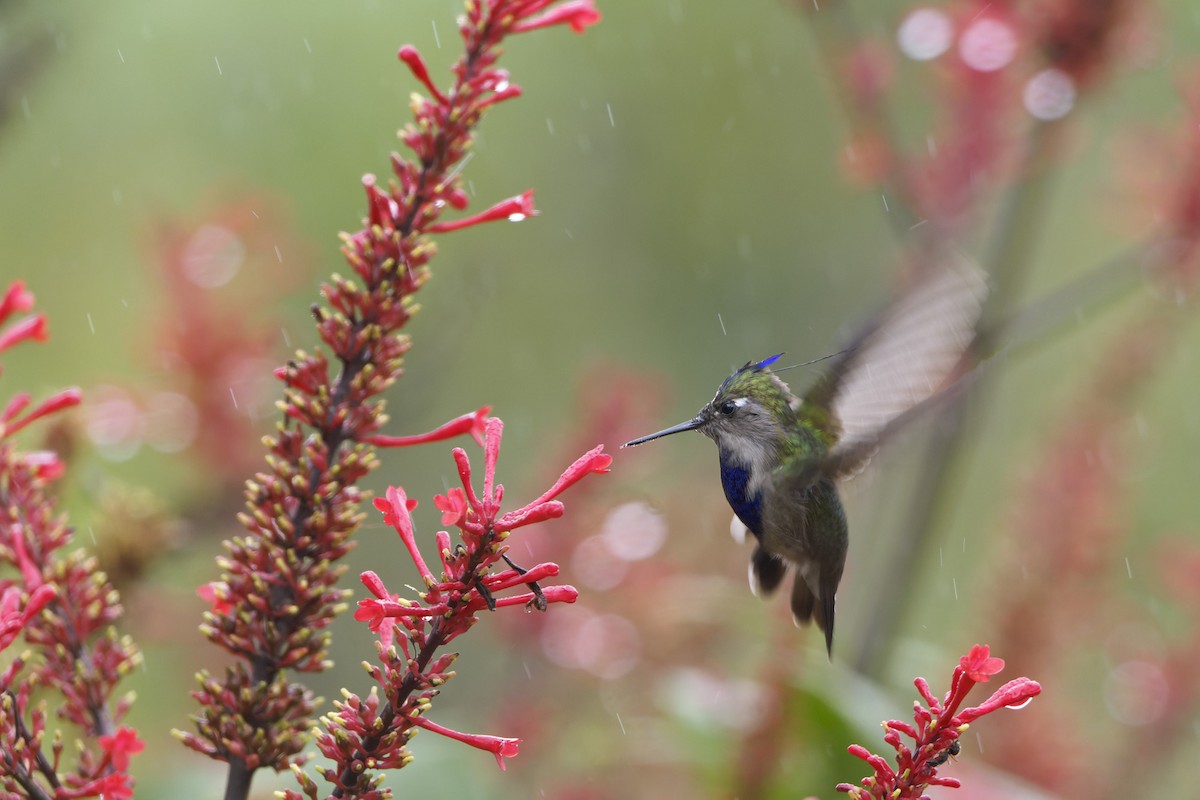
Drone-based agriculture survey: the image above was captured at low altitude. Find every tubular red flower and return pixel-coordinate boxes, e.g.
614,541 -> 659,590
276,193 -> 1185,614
0,387 -> 82,439
512,0 -> 602,34
412,716 -> 521,771
425,190 -> 538,233
365,407 -> 491,448
360,570 -> 391,600
197,582 -> 233,616
474,584 -> 579,611
55,771 -> 134,800
355,598 -> 447,631
524,445 -> 613,507
0,584 -> 56,651
373,487 -> 435,584
482,416 -> 503,509
98,726 -> 145,772
0,280 -> 34,323
959,643 -> 1005,682
433,488 -> 468,527
476,84 -> 524,111
397,45 -> 448,105
10,529 -> 44,589
452,447 -> 482,510
483,561 -> 560,591
494,500 -> 564,532
0,313 -> 48,354
958,677 -> 1042,723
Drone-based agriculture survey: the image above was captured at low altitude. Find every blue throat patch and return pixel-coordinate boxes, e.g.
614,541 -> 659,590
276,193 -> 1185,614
719,457 -> 763,538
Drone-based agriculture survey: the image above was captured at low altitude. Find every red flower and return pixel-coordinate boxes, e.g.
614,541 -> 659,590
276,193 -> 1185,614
55,771 -> 134,800
397,45 -> 448,104
412,716 -> 522,771
513,0 -> 602,34
0,388 -> 83,440
99,726 -> 146,771
0,314 -> 48,354
960,643 -> 1005,682
373,486 -> 434,585
0,584 -> 56,651
197,582 -> 233,616
425,191 -> 538,234
365,407 -> 491,448
838,645 -> 1040,799
0,280 -> 34,323
433,487 -> 469,527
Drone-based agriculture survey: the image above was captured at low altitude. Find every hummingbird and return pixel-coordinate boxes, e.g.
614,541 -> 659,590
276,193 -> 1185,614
622,259 -> 987,656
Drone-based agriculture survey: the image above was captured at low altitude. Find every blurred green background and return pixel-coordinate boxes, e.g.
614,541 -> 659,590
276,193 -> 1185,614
2,0 -> 1199,798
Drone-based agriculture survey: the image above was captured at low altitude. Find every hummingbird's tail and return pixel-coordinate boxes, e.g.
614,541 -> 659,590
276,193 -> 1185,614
790,575 -> 835,657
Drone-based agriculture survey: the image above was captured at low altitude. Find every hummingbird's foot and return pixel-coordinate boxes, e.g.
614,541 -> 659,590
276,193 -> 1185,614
502,553 -> 548,612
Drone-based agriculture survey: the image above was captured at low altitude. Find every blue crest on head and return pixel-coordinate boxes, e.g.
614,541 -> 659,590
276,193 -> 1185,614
752,353 -> 785,371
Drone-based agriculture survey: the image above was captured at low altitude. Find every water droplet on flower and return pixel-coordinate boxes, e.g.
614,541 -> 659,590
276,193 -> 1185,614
495,80 -> 509,93
897,8 -> 953,61
1022,69 -> 1076,120
958,17 -> 1017,72
1004,697 -> 1034,711
507,212 -> 527,222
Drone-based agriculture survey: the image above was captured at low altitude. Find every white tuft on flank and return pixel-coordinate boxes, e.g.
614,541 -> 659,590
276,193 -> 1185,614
729,514 -> 749,545
747,559 -> 761,596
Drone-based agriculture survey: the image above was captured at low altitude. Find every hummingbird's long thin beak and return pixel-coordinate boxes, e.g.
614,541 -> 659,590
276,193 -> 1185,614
621,416 -> 704,448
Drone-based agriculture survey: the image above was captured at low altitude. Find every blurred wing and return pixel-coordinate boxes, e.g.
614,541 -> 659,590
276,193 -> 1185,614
799,252 -> 988,480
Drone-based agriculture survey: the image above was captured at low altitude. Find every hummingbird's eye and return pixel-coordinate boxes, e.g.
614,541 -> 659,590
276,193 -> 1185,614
718,400 -> 738,416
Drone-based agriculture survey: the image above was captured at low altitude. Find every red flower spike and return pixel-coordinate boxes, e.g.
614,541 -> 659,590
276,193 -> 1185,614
425,190 -> 538,234
512,0 -> 602,34
837,645 -> 1039,799
365,407 -> 491,448
397,45 -> 449,105
184,0 -> 601,789
412,716 -> 521,771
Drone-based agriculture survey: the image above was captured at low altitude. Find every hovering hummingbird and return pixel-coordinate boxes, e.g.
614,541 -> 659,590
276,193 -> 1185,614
623,260 -> 986,656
